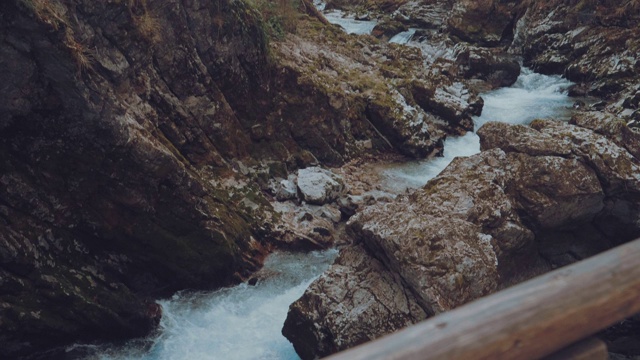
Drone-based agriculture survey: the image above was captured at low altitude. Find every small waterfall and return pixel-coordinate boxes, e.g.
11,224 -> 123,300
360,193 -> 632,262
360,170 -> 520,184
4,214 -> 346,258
323,11 -> 377,35
389,29 -> 417,44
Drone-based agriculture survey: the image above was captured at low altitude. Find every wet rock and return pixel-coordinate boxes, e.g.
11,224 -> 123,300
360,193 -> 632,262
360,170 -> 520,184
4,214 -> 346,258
411,80 -> 483,134
274,17 -> 482,160
270,175 -> 299,201
371,18 -> 408,40
447,0 -> 518,46
454,44 -> 521,89
510,1 -> 639,111
285,120 -> 640,357
297,167 -> 345,205
393,1 -> 452,29
282,245 -> 427,360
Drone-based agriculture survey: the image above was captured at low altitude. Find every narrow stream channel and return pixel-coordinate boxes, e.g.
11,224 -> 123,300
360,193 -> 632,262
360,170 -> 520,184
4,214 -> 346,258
78,68 -> 577,360
71,250 -> 338,360
78,11 -> 578,359
377,67 -> 575,192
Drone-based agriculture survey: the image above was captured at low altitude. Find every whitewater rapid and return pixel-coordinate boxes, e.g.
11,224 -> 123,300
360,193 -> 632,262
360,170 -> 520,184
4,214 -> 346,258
72,250 -> 338,360
377,67 -> 576,191
323,12 -> 377,35
79,46 -> 577,360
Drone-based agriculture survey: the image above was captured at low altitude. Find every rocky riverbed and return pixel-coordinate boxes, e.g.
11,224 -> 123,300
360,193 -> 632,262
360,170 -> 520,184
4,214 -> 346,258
1,0 -> 639,359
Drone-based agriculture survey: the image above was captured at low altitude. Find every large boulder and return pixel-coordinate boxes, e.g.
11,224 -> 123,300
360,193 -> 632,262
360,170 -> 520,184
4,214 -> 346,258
454,44 -> 521,89
282,245 -> 427,360
447,0 -> 519,46
285,119 -> 640,358
353,205 -> 500,314
297,167 -> 346,205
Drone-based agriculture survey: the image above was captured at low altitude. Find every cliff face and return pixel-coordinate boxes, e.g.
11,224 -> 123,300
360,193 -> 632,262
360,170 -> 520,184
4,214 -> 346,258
512,0 -> 639,108
1,0 -> 275,357
0,0 -> 486,356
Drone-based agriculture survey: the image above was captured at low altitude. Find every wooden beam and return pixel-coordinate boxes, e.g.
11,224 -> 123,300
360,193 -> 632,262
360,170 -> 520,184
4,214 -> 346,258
542,338 -> 608,360
325,238 -> 640,360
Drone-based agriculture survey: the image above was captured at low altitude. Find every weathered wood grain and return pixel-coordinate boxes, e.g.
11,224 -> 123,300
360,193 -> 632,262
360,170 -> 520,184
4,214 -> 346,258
325,238 -> 640,360
542,337 -> 608,360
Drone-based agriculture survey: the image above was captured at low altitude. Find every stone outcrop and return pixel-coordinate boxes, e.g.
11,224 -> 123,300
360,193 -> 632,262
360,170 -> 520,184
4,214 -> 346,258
1,0 -> 491,355
509,1 -> 639,117
284,119 -> 640,358
0,0 -> 276,356
272,19 -> 483,158
447,0 -> 519,46
297,167 -> 346,205
282,245 -> 427,360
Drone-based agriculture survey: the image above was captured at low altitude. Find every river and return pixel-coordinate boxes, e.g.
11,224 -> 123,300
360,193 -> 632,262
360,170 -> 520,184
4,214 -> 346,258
70,250 -> 338,360
79,13 -> 577,360
377,67 -> 575,192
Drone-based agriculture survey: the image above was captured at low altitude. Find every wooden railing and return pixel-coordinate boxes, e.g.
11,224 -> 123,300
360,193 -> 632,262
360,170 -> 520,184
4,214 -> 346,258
325,238 -> 640,360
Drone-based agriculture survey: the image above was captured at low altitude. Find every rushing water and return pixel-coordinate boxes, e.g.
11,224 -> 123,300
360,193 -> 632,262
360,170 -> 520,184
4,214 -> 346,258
377,67 -> 576,192
313,0 -> 377,35
323,10 -> 377,35
73,250 -> 338,360
389,29 -> 417,44
81,69 -> 576,360
81,25 -> 578,360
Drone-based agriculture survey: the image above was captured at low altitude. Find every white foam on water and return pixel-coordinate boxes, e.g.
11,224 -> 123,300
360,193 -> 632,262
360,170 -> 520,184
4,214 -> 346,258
314,0 -> 377,35
377,67 -> 575,192
75,65 -> 576,360
389,29 -> 417,44
75,249 -> 339,360
324,11 -> 377,35
479,67 -> 575,125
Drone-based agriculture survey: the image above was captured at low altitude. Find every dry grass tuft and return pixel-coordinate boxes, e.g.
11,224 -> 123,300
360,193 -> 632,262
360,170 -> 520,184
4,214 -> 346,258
20,0 -> 94,73
134,10 -> 162,43
64,29 -> 95,74
21,0 -> 69,30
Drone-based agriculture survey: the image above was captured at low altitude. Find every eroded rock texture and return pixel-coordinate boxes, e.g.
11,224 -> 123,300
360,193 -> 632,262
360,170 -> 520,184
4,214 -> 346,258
0,0 -> 276,356
510,1 -> 639,118
282,1 -> 640,358
285,119 -> 640,358
447,0 -> 519,46
282,245 -> 427,359
0,0 -> 494,356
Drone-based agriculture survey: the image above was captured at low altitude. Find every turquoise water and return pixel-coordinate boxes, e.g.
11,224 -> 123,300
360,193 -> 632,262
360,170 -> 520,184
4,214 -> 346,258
72,250 -> 338,360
